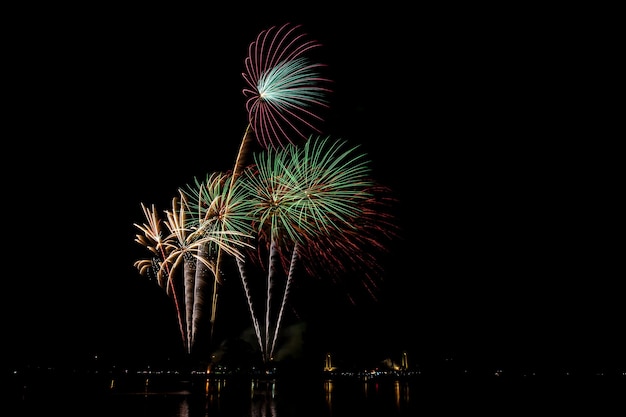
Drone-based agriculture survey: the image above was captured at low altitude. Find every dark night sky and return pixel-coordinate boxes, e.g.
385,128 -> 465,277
5,6 -> 622,373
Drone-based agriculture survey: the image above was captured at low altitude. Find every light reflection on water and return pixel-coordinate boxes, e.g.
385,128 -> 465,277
13,374 -> 418,417
12,372 -> 624,416
151,376 -> 414,417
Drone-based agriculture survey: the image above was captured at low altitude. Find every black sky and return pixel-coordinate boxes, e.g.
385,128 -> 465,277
5,6 -> 622,373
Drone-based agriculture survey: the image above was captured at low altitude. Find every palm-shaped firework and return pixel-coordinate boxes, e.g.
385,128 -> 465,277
242,22 -> 332,150
236,136 -> 397,362
179,172 -> 255,343
133,22 -> 398,364
134,190 -> 252,355
134,202 -> 187,345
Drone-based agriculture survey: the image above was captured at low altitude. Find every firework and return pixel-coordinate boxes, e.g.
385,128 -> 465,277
242,22 -> 332,149
134,192 -> 253,355
179,172 -> 255,341
202,23 -> 335,344
133,201 -> 187,348
236,136 -> 392,361
132,24 -> 398,364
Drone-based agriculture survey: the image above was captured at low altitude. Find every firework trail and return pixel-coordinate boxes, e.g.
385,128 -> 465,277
269,244 -> 299,360
236,255 -> 263,353
162,198 -> 199,352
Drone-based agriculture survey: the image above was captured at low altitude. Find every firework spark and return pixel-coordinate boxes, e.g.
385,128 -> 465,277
242,22 -> 332,149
